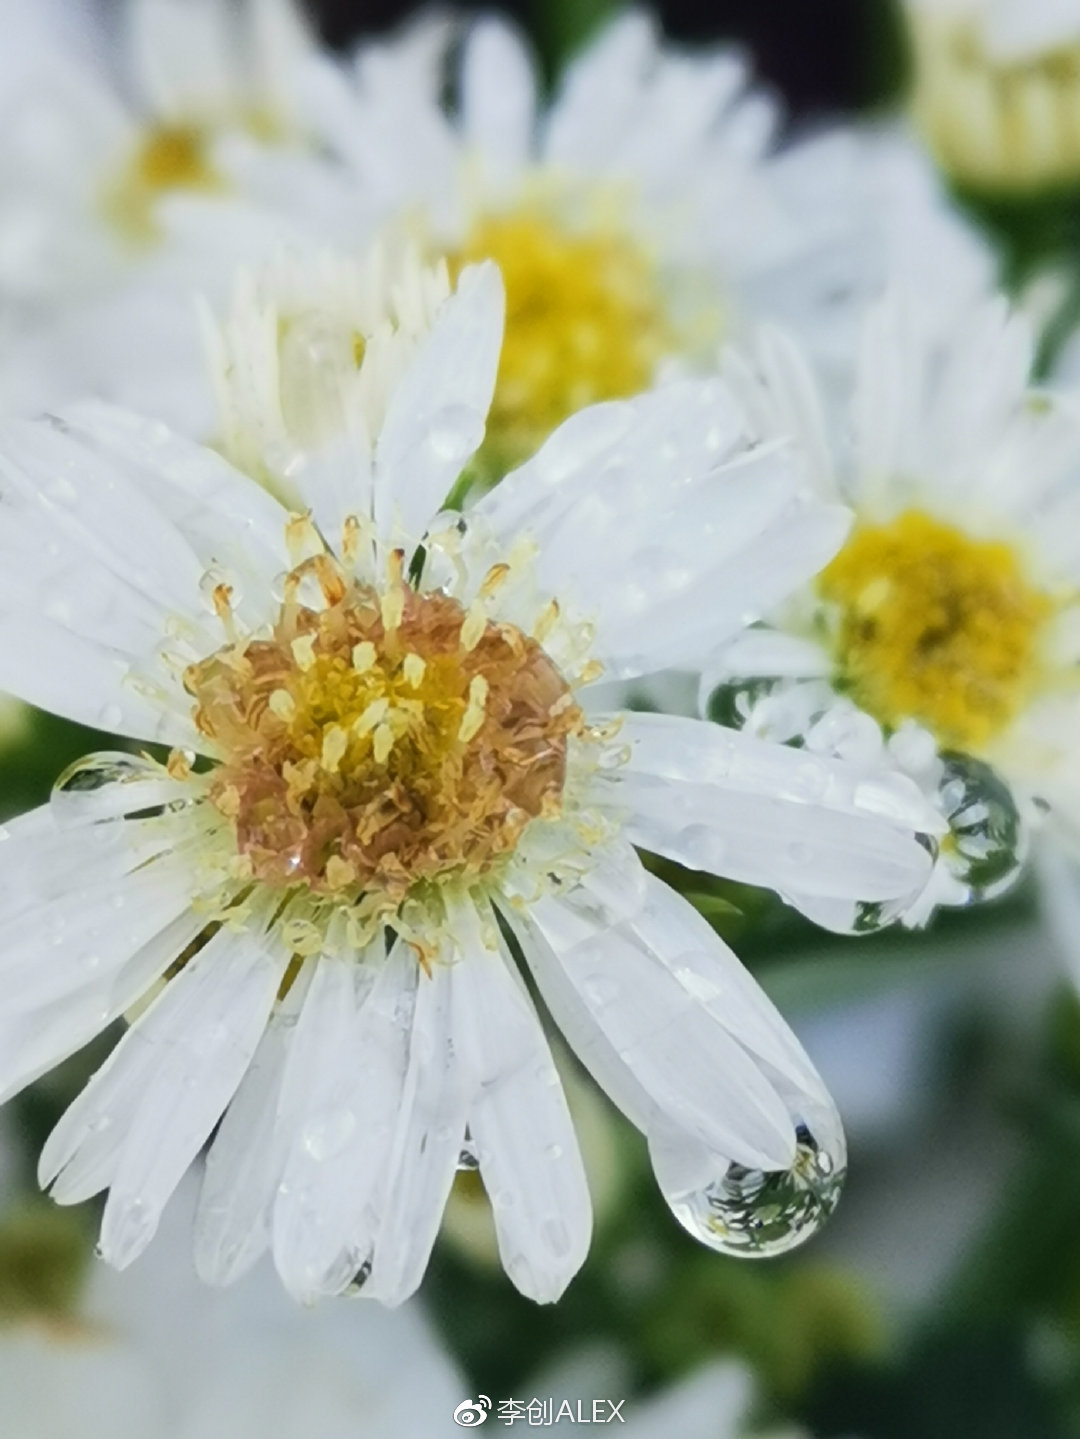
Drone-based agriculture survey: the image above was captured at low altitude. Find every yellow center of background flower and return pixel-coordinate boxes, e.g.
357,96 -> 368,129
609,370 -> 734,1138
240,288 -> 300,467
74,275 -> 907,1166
450,207 -> 674,477
103,123 -> 225,245
184,555 -> 579,902
819,509 -> 1053,750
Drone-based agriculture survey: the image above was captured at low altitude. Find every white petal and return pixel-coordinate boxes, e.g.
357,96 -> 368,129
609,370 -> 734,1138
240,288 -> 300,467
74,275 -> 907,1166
516,855 -> 799,1170
194,965 -> 311,1287
61,402 -> 291,631
272,940 -> 416,1302
363,950 -> 468,1306
597,711 -> 937,903
473,379 -> 848,676
41,920 -> 288,1268
0,859 -> 199,1105
460,16 -> 536,191
543,11 -> 659,170
373,262 -> 504,550
129,0 -> 237,119
446,895 -> 591,1304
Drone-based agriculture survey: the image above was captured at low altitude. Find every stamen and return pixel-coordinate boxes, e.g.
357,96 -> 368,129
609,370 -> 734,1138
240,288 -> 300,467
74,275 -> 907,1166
185,567 -> 581,902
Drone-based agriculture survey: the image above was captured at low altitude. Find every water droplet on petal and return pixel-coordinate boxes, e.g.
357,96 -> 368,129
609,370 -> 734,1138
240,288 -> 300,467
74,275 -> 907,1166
457,1131 -> 479,1171
661,1110 -> 847,1259
703,676 -> 783,730
301,1108 -> 356,1162
938,752 -> 1025,902
344,1256 -> 373,1294
52,752 -> 165,829
426,406 -> 485,464
98,704 -> 125,731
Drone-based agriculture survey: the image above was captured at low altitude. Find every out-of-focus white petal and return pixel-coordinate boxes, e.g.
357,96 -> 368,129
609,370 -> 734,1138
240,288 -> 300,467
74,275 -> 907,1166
373,261 -> 504,551
460,15 -> 536,192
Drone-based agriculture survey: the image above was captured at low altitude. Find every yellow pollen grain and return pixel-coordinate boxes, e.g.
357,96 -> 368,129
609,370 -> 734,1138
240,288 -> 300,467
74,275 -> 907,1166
352,641 -> 376,673
820,509 -> 1054,750
325,855 -> 356,889
373,722 -> 395,764
354,697 -> 389,736
460,604 -> 487,654
480,563 -> 511,598
321,725 -> 349,773
290,635 -> 317,672
459,675 -> 489,743
381,587 -> 405,634
285,512 -> 321,563
403,653 -> 426,688
166,748 -> 193,780
282,918 -> 324,956
269,689 -> 297,722
534,598 -> 560,642
216,784 -> 241,819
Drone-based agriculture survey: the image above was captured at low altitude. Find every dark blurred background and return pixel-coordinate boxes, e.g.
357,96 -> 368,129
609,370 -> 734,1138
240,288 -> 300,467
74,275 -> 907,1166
307,0 -> 905,117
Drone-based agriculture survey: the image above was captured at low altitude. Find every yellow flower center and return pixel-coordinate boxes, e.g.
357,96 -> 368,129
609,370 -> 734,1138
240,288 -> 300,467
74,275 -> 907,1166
103,123 -> 226,245
450,206 -> 675,476
184,554 -> 580,903
819,510 -> 1054,749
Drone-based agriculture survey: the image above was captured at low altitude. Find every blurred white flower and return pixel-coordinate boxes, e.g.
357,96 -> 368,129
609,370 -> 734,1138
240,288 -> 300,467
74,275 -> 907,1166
0,0 -> 325,305
905,0 -> 1080,190
0,253 -> 938,1304
707,294 -> 1080,926
0,1177 -> 464,1439
298,9 -> 994,476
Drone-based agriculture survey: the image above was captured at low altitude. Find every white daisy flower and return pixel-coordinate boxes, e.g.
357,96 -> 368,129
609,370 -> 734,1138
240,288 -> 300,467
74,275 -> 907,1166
904,0 -> 1080,190
0,255 -> 937,1305
298,8 -> 994,482
707,294 -> 1080,925
0,0 -> 324,306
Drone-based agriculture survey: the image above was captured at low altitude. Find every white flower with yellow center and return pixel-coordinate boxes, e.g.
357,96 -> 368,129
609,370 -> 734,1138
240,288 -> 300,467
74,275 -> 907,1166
0,256 -> 937,1305
708,294 -> 1080,924
0,0 -> 322,305
301,9 -> 995,483
905,0 -> 1080,191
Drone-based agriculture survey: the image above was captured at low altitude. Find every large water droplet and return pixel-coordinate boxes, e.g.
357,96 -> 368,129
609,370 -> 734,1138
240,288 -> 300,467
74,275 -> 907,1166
938,752 -> 1025,903
52,752 -> 162,829
659,1111 -> 847,1259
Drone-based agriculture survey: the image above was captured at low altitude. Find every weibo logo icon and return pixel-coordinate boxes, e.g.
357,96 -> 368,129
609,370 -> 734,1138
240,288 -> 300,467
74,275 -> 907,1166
453,1396 -> 493,1426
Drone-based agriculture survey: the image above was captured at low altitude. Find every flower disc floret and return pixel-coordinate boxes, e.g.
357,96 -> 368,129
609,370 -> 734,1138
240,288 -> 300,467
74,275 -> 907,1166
819,509 -> 1053,749
185,554 -> 581,901
450,205 -> 674,470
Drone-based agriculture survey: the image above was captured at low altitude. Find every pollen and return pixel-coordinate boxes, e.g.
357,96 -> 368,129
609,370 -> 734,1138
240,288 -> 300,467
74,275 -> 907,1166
450,205 -> 674,472
820,509 -> 1054,750
102,123 -> 225,245
184,554 -> 581,902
